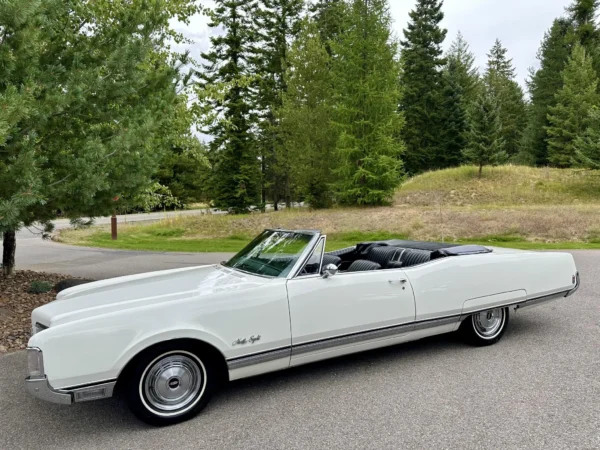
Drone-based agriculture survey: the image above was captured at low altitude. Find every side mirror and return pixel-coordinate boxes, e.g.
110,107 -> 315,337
322,263 -> 338,278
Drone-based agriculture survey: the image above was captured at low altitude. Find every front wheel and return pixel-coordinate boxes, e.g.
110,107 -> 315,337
123,343 -> 218,426
460,307 -> 509,346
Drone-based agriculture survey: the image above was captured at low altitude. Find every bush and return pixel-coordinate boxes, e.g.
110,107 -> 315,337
29,281 -> 53,294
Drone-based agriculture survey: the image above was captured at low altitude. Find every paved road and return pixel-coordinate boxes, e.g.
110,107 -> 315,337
16,210 -> 231,279
16,239 -> 231,279
16,209 -> 210,240
0,251 -> 599,449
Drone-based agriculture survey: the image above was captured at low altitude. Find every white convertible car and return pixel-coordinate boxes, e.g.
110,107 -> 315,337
26,229 -> 580,425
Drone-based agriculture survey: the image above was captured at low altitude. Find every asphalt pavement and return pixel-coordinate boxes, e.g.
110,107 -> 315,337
0,251 -> 599,449
15,210 -> 231,279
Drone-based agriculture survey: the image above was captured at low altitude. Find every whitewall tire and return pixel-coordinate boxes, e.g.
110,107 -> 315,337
123,342 -> 218,426
460,307 -> 509,346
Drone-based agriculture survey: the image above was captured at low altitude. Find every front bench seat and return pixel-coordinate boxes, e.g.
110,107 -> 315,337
346,260 -> 381,272
321,254 -> 342,267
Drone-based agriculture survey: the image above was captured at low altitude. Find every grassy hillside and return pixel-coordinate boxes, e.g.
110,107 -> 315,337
396,165 -> 600,206
59,165 -> 600,252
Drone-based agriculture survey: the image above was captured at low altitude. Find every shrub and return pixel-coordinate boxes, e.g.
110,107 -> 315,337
29,281 -> 53,294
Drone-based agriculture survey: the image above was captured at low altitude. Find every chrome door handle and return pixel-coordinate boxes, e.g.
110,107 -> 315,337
388,279 -> 407,284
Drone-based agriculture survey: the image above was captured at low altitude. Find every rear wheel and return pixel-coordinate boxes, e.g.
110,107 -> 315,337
123,343 -> 218,426
460,307 -> 509,346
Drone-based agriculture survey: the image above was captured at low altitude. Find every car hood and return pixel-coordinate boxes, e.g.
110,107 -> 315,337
32,265 -> 269,328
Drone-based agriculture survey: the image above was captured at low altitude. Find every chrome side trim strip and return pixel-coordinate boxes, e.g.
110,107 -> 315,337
227,347 -> 292,371
514,289 -> 570,311
226,315 -> 462,368
293,316 -> 460,357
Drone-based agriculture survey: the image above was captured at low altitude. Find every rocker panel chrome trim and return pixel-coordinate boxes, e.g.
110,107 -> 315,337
227,347 -> 292,370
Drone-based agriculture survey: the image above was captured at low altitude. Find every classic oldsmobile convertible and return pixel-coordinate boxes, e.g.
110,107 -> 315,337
26,229 -> 580,425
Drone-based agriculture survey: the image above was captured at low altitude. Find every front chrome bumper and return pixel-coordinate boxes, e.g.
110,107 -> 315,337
26,376 -> 73,405
26,376 -> 117,405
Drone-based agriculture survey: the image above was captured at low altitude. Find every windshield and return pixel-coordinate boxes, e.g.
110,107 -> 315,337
224,230 -> 315,278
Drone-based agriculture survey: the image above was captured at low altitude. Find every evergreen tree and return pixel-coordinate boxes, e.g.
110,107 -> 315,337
400,0 -> 447,174
279,20 -> 337,208
464,87 -> 507,178
485,40 -> 527,157
567,0 -> 600,52
254,0 -> 304,208
486,39 -> 516,79
197,0 -> 261,212
331,0 -> 403,205
574,106 -> 600,167
446,31 -> 480,106
0,0 -> 198,275
546,44 -> 600,167
522,19 -> 572,165
309,0 -> 347,53
439,59 -> 469,167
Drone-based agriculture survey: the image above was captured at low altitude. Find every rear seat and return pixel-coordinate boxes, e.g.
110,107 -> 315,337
366,245 -> 431,269
400,249 -> 431,267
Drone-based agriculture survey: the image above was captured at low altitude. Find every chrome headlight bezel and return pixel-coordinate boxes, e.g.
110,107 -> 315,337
27,347 -> 45,378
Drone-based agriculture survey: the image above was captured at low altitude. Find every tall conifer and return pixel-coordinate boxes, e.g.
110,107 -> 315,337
331,0 -> 403,205
522,19 -> 572,165
485,40 -> 527,158
400,0 -> 447,174
546,44 -> 600,167
197,0 -> 261,211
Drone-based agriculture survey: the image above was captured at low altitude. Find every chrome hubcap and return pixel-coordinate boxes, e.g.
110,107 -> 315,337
142,353 -> 204,414
473,308 -> 504,338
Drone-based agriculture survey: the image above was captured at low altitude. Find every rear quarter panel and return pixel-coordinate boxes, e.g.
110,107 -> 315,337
404,250 -> 577,321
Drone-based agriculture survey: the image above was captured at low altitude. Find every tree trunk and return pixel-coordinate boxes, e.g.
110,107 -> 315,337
478,164 -> 483,178
2,231 -> 16,276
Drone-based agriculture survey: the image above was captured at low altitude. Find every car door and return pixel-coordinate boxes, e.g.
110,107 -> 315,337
286,239 -> 416,366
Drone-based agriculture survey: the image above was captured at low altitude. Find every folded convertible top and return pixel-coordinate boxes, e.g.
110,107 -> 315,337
430,245 -> 492,259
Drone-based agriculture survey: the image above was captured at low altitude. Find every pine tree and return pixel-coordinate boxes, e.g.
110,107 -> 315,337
279,20 -> 337,208
485,40 -> 527,158
546,44 -> 600,167
331,0 -> 404,205
574,107 -> 600,167
446,31 -> 480,106
197,0 -> 261,212
486,39 -> 516,79
400,0 -> 447,174
439,59 -> 469,167
464,88 -> 507,178
567,0 -> 600,52
309,0 -> 347,53
522,19 -> 572,165
254,0 -> 304,208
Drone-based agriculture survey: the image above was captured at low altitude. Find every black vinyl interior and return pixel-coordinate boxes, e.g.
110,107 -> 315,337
322,240 -> 490,273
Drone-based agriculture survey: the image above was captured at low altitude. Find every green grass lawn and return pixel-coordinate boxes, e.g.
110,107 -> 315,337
58,165 -> 600,253
67,228 -> 600,253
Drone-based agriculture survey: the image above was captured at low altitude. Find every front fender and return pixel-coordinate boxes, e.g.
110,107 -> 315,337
112,327 -> 230,377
